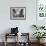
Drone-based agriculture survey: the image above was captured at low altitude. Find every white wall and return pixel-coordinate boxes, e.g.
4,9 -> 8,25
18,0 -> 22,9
0,0 -> 36,42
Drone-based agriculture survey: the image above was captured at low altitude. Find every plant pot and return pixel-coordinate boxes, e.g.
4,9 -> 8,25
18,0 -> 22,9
40,38 -> 45,43
37,39 -> 40,43
37,39 -> 45,44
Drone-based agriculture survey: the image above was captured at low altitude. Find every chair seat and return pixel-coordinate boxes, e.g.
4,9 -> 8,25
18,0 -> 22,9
6,33 -> 17,36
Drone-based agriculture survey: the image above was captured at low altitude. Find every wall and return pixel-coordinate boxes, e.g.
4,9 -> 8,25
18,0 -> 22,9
0,0 -> 36,42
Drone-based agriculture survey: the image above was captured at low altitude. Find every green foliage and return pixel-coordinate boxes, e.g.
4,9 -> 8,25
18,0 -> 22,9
33,32 -> 46,39
40,26 -> 45,29
32,25 -> 39,30
32,25 -> 45,30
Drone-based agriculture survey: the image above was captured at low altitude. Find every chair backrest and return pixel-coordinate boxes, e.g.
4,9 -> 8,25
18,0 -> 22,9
11,27 -> 18,34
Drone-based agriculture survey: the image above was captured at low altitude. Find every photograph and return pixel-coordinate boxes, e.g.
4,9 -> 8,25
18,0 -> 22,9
10,7 -> 26,20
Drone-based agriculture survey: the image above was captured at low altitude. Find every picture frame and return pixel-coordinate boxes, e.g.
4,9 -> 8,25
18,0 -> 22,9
37,0 -> 46,19
10,7 -> 26,20
36,0 -> 46,26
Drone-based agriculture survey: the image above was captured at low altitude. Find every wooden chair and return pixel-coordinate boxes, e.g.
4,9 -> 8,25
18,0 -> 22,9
18,33 -> 30,46
4,33 -> 18,46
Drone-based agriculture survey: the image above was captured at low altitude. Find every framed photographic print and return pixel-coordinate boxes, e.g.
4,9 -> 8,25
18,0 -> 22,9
10,7 -> 26,20
36,0 -> 46,26
37,0 -> 46,19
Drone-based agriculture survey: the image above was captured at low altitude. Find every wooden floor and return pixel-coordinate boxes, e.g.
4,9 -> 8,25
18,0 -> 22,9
0,42 -> 46,46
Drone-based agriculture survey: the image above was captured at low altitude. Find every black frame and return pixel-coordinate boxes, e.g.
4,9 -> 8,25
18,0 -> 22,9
10,7 -> 26,20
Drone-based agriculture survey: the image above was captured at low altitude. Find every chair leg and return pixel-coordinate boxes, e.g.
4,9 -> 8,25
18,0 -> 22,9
4,41 -> 7,46
4,33 -> 7,46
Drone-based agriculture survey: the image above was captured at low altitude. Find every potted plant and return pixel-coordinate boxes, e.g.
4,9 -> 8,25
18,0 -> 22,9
33,32 -> 46,43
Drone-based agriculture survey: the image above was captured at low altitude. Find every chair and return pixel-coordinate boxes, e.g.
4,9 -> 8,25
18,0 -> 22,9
4,27 -> 19,46
4,33 -> 18,46
18,33 -> 30,46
